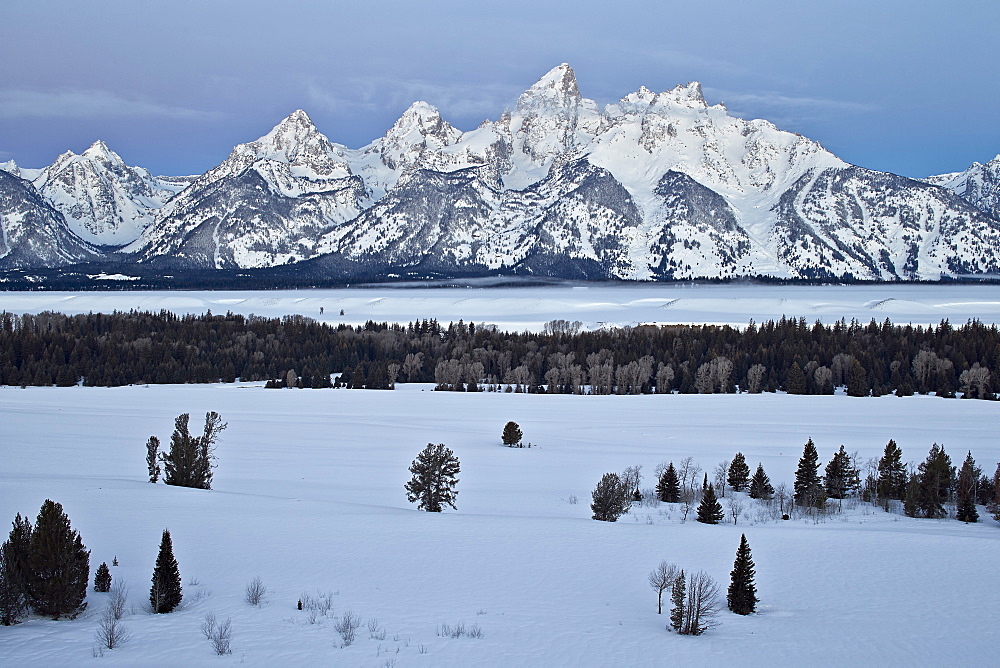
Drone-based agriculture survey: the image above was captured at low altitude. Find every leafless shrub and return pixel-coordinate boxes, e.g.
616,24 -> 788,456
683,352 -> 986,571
678,571 -> 720,636
437,621 -> 482,638
245,576 -> 266,606
466,624 -> 483,638
201,612 -> 217,639
726,496 -> 745,524
335,610 -> 360,647
368,617 -> 386,639
418,644 -> 428,654
210,617 -> 233,655
94,606 -> 131,649
367,617 -> 380,633
300,591 -> 335,624
107,580 -> 128,621
568,494 -> 578,505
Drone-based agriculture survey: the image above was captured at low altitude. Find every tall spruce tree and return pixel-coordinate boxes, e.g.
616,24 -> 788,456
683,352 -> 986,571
727,453 -> 750,492
696,484 -> 724,524
656,463 -> 681,503
727,534 -> 758,615
824,445 -> 860,499
150,529 -> 182,613
748,463 -> 774,500
916,443 -> 954,518
794,438 -> 823,507
0,514 -> 33,625
27,500 -> 89,620
876,439 -> 907,503
955,451 -> 980,523
669,570 -> 686,631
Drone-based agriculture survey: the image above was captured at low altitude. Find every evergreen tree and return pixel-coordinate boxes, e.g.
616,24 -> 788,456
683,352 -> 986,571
916,443 -> 954,518
146,436 -> 160,483
162,412 -> 226,490
150,529 -> 182,613
876,439 -> 907,503
785,362 -> 807,394
824,445 -> 860,499
748,463 -> 774,500
727,534 -> 758,615
696,484 -> 724,524
27,500 -> 89,620
0,514 -> 33,625
793,438 -> 823,507
990,463 -> 1000,522
404,443 -> 461,512
590,472 -> 631,522
501,421 -> 523,447
727,453 -> 750,491
903,473 -> 920,517
94,562 -> 112,592
669,570 -> 686,631
847,360 -> 869,397
656,463 -> 681,503
955,451 -> 980,523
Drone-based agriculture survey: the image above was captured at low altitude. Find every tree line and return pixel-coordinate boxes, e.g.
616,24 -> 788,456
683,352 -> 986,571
2,311 -> 999,399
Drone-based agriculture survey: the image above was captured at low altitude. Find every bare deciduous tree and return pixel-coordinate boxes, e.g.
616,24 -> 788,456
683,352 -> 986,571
726,496 -> 745,524
107,580 -> 128,621
679,571 -> 721,636
648,561 -> 679,614
94,606 -> 131,650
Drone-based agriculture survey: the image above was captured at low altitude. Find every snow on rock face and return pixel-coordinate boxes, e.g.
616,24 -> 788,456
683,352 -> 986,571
0,170 -> 100,269
29,141 -> 181,246
0,160 -> 20,178
927,154 -> 1000,220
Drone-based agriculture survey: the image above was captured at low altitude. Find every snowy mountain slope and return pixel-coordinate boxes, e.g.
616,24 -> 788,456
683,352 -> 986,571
927,154 -> 1000,220
30,141 -> 184,246
130,110 -> 368,268
0,170 -> 101,269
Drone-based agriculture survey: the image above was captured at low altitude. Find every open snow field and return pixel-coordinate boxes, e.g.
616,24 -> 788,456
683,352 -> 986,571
3,282 -> 1000,331
2,383 -> 999,666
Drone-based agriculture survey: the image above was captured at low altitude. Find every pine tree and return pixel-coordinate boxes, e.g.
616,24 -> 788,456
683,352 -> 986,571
94,562 -> 112,592
876,439 -> 907,503
669,570 -> 686,631
0,514 -> 33,625
501,421 -> 523,447
150,529 -> 182,613
146,436 -> 161,483
990,463 -> 1000,522
824,445 -> 860,499
162,412 -> 226,490
27,500 -> 89,620
785,362 -> 807,394
404,443 -> 461,512
727,534 -> 758,615
590,472 -> 631,522
656,463 -> 681,503
903,473 -> 920,517
696,484 -> 724,524
748,464 -> 774,500
916,443 -> 953,518
955,451 -> 980,523
794,438 -> 823,507
727,453 -> 750,492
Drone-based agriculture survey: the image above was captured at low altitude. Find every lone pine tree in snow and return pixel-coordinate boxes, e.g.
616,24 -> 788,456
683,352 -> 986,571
727,534 -> 758,615
150,529 -> 182,614
502,421 -> 523,447
696,484 -> 724,524
727,453 -> 750,492
794,438 -> 823,507
656,463 -> 681,503
591,472 -> 631,522
0,514 -> 33,625
748,463 -> 774,500
94,562 -> 112,593
162,412 -> 227,490
27,500 -> 89,620
404,443 -> 461,512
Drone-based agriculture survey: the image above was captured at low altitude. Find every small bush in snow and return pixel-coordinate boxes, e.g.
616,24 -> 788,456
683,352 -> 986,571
335,610 -> 360,647
245,576 -> 266,606
94,606 -> 131,650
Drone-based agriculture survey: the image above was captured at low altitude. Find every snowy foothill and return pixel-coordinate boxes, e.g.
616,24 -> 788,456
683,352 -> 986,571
2,382 -> 998,665
3,282 -> 1000,332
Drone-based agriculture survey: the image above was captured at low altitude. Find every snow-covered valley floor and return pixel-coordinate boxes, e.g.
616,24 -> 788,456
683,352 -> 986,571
3,282 -> 1000,330
2,383 -> 998,666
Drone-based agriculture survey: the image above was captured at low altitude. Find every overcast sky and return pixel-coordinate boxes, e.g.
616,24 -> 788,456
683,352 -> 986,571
2,0 -> 997,178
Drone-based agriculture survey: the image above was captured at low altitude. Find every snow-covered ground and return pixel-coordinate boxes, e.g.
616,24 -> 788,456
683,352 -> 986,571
3,282 -> 1000,331
2,383 -> 998,665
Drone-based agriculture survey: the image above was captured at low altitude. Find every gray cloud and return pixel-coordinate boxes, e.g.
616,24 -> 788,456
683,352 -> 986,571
0,89 -> 224,121
705,87 -> 880,120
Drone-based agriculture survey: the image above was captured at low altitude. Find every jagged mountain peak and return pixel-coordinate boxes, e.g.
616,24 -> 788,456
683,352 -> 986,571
248,109 -> 340,162
0,159 -> 18,177
517,63 -> 582,112
386,101 -> 461,144
82,139 -> 119,161
618,81 -> 708,112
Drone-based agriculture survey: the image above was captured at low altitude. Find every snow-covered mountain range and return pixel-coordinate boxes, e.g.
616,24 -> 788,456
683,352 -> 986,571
2,64 -> 999,282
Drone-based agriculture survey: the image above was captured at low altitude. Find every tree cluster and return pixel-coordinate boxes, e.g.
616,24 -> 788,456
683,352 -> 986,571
3,311 -> 1000,402
146,412 -> 227,489
0,500 -> 89,624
